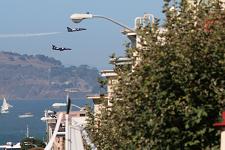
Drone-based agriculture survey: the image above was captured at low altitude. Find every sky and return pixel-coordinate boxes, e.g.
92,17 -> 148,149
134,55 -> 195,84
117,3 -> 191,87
0,0 -> 164,70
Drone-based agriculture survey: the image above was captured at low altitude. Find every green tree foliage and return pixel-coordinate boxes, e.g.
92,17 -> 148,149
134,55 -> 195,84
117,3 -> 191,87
20,137 -> 46,150
86,0 -> 225,149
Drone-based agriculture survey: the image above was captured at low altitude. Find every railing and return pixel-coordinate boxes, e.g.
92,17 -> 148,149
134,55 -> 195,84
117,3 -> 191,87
44,113 -> 64,150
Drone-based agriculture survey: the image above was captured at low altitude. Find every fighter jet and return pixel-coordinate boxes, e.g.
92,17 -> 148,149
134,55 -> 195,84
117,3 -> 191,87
52,45 -> 72,51
67,27 -> 86,32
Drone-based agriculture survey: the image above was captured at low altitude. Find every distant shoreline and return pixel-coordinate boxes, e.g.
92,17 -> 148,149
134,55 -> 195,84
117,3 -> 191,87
5,96 -> 91,101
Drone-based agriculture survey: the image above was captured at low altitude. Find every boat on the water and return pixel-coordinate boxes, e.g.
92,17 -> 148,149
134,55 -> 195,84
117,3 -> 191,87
1,97 -> 13,114
18,112 -> 34,118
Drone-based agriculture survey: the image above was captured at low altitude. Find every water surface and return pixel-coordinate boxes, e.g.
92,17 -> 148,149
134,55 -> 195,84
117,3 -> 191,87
0,98 -> 90,144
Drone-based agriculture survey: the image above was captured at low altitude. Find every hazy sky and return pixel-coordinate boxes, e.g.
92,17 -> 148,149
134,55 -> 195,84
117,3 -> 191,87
0,0 -> 164,70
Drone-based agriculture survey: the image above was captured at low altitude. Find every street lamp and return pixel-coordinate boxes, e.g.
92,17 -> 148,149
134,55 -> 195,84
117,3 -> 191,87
70,13 -> 134,32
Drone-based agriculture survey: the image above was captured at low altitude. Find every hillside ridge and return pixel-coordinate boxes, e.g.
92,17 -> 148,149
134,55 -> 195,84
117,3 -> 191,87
0,51 -> 100,100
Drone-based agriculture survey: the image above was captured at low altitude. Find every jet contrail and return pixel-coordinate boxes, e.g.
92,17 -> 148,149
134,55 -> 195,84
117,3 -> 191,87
0,32 -> 62,38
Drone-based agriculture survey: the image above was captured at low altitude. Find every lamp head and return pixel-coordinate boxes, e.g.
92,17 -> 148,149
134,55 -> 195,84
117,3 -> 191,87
70,13 -> 93,23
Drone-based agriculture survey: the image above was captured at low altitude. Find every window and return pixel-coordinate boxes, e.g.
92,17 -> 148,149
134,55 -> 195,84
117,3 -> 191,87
80,113 -> 85,117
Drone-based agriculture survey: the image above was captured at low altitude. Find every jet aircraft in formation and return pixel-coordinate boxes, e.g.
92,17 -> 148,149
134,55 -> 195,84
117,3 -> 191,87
50,26 -> 86,51
52,45 -> 72,51
67,27 -> 86,32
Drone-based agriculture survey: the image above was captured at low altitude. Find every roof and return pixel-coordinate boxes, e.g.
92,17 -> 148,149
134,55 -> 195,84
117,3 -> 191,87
86,95 -> 109,100
100,70 -> 117,77
0,142 -> 21,149
109,57 -> 132,65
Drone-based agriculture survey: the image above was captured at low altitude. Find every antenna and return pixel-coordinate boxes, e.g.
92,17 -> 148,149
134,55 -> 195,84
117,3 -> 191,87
66,97 -> 71,114
26,124 -> 29,138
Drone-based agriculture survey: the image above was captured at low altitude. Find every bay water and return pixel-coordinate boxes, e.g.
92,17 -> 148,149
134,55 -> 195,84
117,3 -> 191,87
0,98 -> 91,144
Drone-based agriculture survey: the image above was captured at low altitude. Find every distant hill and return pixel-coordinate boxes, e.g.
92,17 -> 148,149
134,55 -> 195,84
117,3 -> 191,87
0,51 -> 100,100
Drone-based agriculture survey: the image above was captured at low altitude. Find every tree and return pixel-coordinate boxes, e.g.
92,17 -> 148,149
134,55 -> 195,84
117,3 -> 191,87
86,0 -> 225,149
20,137 -> 46,150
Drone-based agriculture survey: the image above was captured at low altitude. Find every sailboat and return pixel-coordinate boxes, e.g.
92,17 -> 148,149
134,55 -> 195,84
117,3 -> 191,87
1,97 -> 13,114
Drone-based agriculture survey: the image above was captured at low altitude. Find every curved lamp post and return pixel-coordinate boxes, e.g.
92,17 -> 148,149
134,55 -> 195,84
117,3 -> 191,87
70,13 -> 134,32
